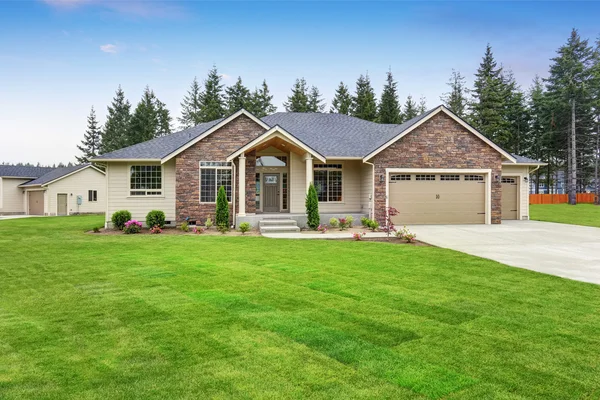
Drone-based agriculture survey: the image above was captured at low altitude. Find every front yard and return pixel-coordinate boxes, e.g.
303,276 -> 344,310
1,215 -> 600,399
530,203 -> 600,228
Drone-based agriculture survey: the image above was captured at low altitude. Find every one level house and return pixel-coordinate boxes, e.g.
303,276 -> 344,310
91,106 -> 545,228
0,164 -> 106,216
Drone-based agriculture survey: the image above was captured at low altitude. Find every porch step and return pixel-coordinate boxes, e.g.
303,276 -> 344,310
259,219 -> 300,234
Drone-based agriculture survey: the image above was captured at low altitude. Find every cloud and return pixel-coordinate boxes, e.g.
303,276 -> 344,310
220,73 -> 232,81
100,44 -> 118,54
40,0 -> 185,18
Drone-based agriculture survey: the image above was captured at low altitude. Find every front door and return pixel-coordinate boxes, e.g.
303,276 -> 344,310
263,174 -> 280,212
57,193 -> 68,216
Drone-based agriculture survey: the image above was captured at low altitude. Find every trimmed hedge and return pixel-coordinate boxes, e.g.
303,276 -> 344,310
111,210 -> 132,230
146,210 -> 166,228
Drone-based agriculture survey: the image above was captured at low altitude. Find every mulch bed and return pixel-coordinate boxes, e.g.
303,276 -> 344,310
88,227 -> 260,236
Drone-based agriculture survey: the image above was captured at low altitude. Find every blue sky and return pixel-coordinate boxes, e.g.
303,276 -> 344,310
1,1 -> 598,164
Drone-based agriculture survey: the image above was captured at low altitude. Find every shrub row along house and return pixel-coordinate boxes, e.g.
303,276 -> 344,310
0,164 -> 105,216
92,106 -> 545,228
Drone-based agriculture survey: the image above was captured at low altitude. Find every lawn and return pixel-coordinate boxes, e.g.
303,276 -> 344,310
530,203 -> 600,228
1,216 -> 600,399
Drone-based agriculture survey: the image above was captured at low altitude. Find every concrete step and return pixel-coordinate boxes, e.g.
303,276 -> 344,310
259,219 -> 297,227
259,225 -> 301,234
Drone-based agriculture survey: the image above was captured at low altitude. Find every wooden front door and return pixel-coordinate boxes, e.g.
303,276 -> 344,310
263,174 -> 280,212
57,193 -> 68,216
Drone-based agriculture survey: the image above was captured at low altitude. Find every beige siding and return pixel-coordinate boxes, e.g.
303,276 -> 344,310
289,152 -> 306,213
318,160 -> 362,213
45,167 -> 106,216
0,178 -> 28,214
106,161 -> 176,226
501,164 -> 530,220
360,163 -> 374,218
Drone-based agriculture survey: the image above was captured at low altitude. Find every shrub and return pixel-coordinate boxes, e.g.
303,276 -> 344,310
111,210 -> 132,230
150,225 -> 162,234
352,231 -> 366,241
384,207 -> 399,238
345,215 -> 354,228
123,219 -> 142,234
317,224 -> 328,234
329,217 -> 339,228
305,183 -> 320,230
239,222 -> 251,234
180,221 -> 189,232
395,225 -> 417,243
339,218 -> 348,230
92,226 -> 101,233
364,219 -> 379,231
193,226 -> 205,234
205,217 -> 213,229
360,216 -> 369,227
215,186 -> 229,228
217,224 -> 230,234
146,210 -> 166,229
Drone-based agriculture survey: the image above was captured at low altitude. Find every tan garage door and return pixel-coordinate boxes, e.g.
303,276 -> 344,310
28,191 -> 44,215
388,173 -> 486,224
501,177 -> 518,220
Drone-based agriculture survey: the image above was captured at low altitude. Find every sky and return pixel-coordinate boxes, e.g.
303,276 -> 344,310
0,0 -> 599,165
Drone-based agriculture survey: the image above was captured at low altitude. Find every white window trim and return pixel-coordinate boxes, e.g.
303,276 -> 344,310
127,164 -> 164,197
385,168 -> 492,225
313,163 -> 344,203
199,161 -> 233,204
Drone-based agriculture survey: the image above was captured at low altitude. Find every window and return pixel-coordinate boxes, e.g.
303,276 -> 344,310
130,165 -> 162,196
464,175 -> 484,181
88,190 -> 97,202
200,161 -> 232,203
282,173 -> 288,210
256,156 -> 287,167
441,174 -> 460,181
314,164 -> 342,202
255,173 -> 261,210
502,177 -> 516,184
416,174 -> 436,181
390,174 -> 411,182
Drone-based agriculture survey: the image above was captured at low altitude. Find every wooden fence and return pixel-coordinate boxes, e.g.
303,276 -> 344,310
529,193 -> 597,204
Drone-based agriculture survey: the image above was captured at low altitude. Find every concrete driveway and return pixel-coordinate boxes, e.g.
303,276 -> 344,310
410,220 -> 600,285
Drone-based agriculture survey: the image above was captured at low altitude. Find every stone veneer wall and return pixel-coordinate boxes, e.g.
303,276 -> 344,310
175,115 -> 265,224
370,112 -> 503,224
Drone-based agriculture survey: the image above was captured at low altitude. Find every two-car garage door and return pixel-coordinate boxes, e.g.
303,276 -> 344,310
388,173 -> 486,225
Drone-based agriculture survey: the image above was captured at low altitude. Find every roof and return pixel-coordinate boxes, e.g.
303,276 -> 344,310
509,154 -> 546,165
19,164 -> 102,187
0,165 -> 54,178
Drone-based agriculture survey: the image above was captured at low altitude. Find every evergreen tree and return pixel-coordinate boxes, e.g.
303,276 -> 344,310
471,44 -> 509,144
100,85 -> 131,154
401,95 -> 419,121
225,76 -> 251,114
284,78 -> 310,112
215,185 -> 229,227
249,80 -> 277,117
305,183 -> 320,230
178,77 -> 203,129
417,96 -> 427,114
502,70 -> 530,154
199,66 -> 225,121
76,106 -> 101,163
377,71 -> 401,123
128,87 -> 171,145
308,85 -> 326,112
527,76 -> 552,193
156,99 -> 172,136
329,82 -> 353,114
351,73 -> 377,121
441,70 -> 469,117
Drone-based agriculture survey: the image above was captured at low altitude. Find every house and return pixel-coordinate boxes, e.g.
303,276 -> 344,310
91,106 -> 545,228
0,164 -> 106,216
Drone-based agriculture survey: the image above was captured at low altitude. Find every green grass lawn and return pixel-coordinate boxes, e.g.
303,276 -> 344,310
1,216 -> 600,399
530,203 -> 600,228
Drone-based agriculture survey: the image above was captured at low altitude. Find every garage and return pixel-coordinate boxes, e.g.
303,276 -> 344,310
501,176 -> 518,220
28,191 -> 44,215
388,172 -> 487,225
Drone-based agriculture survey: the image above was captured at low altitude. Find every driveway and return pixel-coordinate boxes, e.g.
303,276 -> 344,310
410,220 -> 600,285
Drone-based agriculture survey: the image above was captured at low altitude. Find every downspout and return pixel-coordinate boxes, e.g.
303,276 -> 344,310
232,162 -> 236,228
364,160 -> 375,220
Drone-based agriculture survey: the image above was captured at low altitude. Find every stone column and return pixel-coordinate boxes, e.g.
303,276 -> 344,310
304,152 -> 313,193
238,153 -> 246,216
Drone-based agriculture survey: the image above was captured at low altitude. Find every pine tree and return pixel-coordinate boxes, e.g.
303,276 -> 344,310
225,76 -> 251,114
199,66 -> 225,121
178,77 -> 203,129
527,76 -> 551,193
308,85 -> 325,112
156,99 -> 172,136
215,185 -> 229,227
329,82 -> 352,114
128,86 -> 159,145
502,70 -> 530,154
440,70 -> 469,117
100,85 -> 131,154
417,96 -> 427,114
284,78 -> 310,112
377,71 -> 401,124
76,106 -> 101,163
471,44 -> 508,143
351,73 -> 377,121
249,80 -> 277,117
401,95 -> 419,121
305,183 -> 320,230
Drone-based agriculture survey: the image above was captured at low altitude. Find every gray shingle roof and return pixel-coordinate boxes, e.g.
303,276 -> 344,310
19,164 -> 99,187
0,165 -> 54,178
93,119 -> 224,160
509,154 -> 545,164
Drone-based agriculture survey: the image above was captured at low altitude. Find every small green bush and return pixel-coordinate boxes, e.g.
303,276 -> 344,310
111,210 -> 132,230
205,217 -> 213,229
215,186 -> 229,227
146,210 -> 166,228
217,224 -> 230,234
305,183 -> 320,230
363,218 -> 379,231
329,217 -> 339,228
92,226 -> 101,233
360,216 -> 369,227
345,215 -> 354,228
180,221 -> 189,232
239,222 -> 251,234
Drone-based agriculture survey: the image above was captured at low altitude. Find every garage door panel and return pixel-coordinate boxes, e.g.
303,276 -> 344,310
389,173 -> 486,225
501,178 -> 518,220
